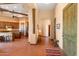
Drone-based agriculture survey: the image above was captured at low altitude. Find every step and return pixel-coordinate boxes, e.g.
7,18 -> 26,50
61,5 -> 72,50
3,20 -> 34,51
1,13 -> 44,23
46,48 -> 64,56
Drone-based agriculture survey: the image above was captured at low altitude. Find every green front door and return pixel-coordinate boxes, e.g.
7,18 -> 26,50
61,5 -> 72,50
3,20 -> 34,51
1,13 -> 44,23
63,3 -> 77,56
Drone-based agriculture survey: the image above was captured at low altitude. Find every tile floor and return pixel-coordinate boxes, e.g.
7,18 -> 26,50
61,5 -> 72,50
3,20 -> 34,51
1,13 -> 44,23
0,36 -> 53,56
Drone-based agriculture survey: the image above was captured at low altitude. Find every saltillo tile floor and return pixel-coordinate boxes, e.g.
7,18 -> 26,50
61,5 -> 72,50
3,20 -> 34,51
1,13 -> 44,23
0,37 -> 53,56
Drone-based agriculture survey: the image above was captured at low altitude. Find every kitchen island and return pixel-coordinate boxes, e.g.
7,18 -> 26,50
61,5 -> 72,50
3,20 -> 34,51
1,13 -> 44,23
0,31 -> 13,42
0,29 -> 21,42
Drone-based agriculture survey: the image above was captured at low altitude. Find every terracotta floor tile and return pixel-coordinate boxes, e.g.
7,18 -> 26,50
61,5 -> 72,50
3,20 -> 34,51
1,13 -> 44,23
0,36 -> 53,56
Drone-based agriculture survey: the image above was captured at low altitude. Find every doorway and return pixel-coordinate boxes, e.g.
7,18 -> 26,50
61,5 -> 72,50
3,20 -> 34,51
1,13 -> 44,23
63,3 -> 77,55
48,25 -> 50,36
20,23 -> 25,36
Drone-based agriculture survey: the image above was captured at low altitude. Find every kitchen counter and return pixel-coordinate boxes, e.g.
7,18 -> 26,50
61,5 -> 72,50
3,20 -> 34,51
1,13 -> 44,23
0,29 -> 19,32
0,29 -> 21,42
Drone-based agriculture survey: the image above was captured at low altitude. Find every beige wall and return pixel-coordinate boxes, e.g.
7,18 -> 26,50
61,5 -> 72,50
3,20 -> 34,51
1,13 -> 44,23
0,11 -> 12,17
55,3 -> 79,56
24,3 -> 54,44
39,19 -> 51,36
55,3 -> 68,49
0,16 -> 19,22
38,10 -> 52,20
50,9 -> 55,40
38,10 -> 53,37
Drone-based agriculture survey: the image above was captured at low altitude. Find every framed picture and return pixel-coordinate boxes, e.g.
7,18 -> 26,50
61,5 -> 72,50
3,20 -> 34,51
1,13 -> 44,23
56,24 -> 60,29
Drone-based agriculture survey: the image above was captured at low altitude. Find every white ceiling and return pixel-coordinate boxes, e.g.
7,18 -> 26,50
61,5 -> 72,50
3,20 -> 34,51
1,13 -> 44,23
37,3 -> 57,11
0,3 -> 57,12
0,4 -> 27,13
0,3 -> 57,17
0,4 -> 28,17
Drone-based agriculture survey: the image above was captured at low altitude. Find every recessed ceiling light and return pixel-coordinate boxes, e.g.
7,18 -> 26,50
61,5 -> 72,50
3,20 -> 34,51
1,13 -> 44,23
44,3 -> 50,4
14,6 -> 17,9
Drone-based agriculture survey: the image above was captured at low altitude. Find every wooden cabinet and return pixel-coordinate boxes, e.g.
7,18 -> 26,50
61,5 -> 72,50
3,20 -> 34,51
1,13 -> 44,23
0,21 -> 19,29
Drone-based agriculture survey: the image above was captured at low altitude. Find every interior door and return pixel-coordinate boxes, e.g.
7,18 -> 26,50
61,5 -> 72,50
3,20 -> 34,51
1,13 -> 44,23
54,18 -> 56,40
48,25 -> 50,36
63,3 -> 77,56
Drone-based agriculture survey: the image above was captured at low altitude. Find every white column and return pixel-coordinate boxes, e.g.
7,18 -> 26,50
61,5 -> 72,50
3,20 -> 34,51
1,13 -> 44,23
28,9 -> 38,44
28,9 -> 33,43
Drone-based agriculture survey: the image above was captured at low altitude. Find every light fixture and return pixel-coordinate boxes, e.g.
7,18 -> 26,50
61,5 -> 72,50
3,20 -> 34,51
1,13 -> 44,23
12,10 -> 18,18
12,10 -> 15,18
44,3 -> 50,4
14,6 -> 17,9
